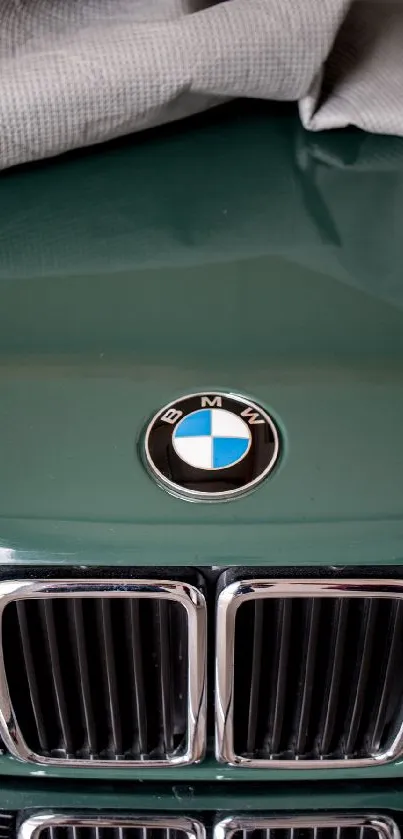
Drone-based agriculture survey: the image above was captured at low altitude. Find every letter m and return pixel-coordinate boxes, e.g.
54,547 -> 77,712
201,395 -> 222,407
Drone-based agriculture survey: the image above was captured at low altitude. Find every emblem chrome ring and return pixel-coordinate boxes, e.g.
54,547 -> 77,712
143,392 -> 280,503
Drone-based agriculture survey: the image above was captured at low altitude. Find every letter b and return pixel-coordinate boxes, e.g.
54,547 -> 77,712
161,408 -> 183,425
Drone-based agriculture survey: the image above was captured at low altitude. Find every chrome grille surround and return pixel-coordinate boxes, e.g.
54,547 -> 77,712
214,815 -> 400,839
215,578 -> 403,767
18,814 -> 206,839
0,579 -> 207,767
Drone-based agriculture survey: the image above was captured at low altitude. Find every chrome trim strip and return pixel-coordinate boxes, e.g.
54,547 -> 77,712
214,815 -> 400,839
215,578 -> 403,768
19,814 -> 205,839
0,579 -> 207,767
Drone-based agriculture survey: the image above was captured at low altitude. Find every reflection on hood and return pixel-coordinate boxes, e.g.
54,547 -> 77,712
1,103 -> 403,310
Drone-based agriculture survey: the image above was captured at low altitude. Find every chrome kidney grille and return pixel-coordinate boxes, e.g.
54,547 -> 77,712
2,575 -> 403,771
18,816 -> 205,839
216,579 -> 403,767
0,580 -> 206,766
214,817 -> 400,839
17,816 -> 401,839
18,816 -> 400,839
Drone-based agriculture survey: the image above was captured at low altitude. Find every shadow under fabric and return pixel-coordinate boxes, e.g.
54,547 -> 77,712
1,0 -> 403,170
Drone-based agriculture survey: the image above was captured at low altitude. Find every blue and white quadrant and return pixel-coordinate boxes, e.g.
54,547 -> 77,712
172,408 -> 251,470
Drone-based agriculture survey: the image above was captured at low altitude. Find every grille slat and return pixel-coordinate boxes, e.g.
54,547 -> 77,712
318,599 -> 349,755
293,599 -> 320,757
246,601 -> 263,754
124,599 -> 148,756
1,581 -> 205,765
220,580 -> 403,765
267,599 -> 291,756
40,599 -> 73,756
16,600 -> 49,754
343,599 -> 378,755
67,599 -> 97,758
368,598 -> 403,751
171,600 -> 189,738
155,600 -> 174,755
96,599 -> 122,758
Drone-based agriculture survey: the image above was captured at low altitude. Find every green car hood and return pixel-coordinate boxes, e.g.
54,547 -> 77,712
0,103 -> 402,569
0,103 -> 403,783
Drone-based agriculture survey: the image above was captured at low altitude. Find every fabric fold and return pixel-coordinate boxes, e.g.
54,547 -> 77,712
2,0 -> 403,170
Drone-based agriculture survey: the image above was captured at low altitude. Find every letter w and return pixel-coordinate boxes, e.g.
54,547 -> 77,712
241,407 -> 265,425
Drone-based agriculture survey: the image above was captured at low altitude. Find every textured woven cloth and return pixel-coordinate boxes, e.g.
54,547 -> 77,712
1,0 -> 403,170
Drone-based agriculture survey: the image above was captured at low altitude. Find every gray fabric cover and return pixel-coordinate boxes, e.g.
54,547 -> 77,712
1,0 -> 403,170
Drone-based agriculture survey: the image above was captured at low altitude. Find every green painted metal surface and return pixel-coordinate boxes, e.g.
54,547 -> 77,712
0,104 -> 403,568
0,778 -> 403,812
0,103 -> 403,783
1,752 -> 403,782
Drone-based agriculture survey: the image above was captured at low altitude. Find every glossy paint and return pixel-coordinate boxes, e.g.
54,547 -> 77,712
0,103 -> 403,781
1,778 -> 403,813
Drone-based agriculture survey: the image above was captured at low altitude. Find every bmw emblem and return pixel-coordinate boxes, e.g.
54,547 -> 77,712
143,392 -> 280,502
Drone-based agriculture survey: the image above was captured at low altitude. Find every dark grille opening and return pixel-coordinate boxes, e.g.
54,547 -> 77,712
228,828 -> 385,839
2,595 -> 189,761
21,818 -> 204,839
233,595 -> 403,760
215,816 -> 400,839
41,828 -> 189,839
0,813 -> 15,839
